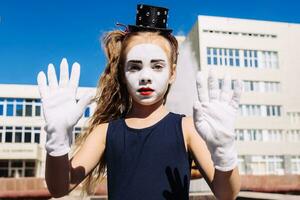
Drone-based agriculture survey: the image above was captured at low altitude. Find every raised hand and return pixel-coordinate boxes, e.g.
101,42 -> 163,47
37,58 -> 94,156
193,69 -> 243,171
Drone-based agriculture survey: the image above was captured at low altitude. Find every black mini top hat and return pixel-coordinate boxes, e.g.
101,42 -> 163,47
127,4 -> 172,34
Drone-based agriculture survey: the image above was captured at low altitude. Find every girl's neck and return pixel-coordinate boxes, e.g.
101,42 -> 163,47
126,98 -> 169,119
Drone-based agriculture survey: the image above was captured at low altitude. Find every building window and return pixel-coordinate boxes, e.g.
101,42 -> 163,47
235,129 -> 263,141
239,80 -> 280,93
24,161 -> 35,177
15,131 -> 22,143
25,105 -> 32,116
0,160 -> 36,177
287,112 -> 300,124
291,156 -> 300,174
16,99 -> 24,116
238,156 -> 246,174
260,51 -> 279,69
16,104 -> 23,116
239,104 -> 262,116
263,81 -> 280,92
24,133 -> 31,143
0,98 -> 42,117
236,129 -> 284,142
34,127 -> 41,144
0,98 -> 4,116
0,126 -> 2,142
213,48 -> 218,65
35,105 -> 41,116
0,160 -> 9,177
207,48 -> 211,65
244,50 -> 258,68
218,49 -> 223,65
266,105 -> 281,116
34,99 -> 41,117
6,104 -> 13,116
84,107 -> 90,118
265,130 -> 284,142
239,104 -> 281,117
0,126 -> 41,144
207,47 -> 241,67
73,127 -> 82,143
207,47 -> 279,69
5,127 -> 13,143
287,130 -> 300,142
251,155 -> 284,175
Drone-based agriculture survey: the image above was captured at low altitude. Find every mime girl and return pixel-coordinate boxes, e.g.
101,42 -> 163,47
37,4 -> 242,200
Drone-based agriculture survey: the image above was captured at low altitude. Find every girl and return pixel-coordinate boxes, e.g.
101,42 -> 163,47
37,4 -> 241,200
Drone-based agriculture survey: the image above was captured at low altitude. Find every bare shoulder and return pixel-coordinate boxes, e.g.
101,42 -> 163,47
181,116 -> 206,147
89,122 -> 109,145
71,122 -> 109,175
181,116 -> 194,138
181,116 -> 213,179
181,116 -> 194,149
182,116 -> 193,129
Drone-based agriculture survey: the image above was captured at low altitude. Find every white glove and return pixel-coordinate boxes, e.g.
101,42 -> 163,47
37,58 -> 94,157
193,69 -> 243,171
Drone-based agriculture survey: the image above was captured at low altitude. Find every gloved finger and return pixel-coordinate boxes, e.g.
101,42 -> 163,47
59,58 -> 69,87
230,79 -> 243,110
37,71 -> 49,99
69,62 -> 80,88
208,69 -> 219,102
47,63 -> 58,90
220,72 -> 231,103
196,71 -> 209,103
193,100 -> 204,122
76,91 -> 95,115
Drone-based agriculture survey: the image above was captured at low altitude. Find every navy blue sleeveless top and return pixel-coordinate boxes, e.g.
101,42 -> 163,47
105,112 -> 193,200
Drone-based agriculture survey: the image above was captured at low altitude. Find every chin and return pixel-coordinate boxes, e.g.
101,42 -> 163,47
133,96 -> 164,106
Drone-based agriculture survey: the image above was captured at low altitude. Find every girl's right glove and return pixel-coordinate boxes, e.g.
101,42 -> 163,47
37,58 -> 94,157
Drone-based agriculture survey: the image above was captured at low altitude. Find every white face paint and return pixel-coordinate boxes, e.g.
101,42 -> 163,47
124,43 -> 171,106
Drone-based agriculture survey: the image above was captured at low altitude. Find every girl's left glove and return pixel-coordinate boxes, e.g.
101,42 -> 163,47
193,70 -> 243,171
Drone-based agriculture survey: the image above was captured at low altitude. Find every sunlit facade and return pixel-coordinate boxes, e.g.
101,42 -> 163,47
0,84 -> 96,178
186,15 -> 300,176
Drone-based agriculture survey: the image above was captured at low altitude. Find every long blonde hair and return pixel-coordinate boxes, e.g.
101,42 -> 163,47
73,30 -> 179,196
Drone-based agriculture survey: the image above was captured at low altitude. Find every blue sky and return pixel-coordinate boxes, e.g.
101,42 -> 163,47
1,0 -> 300,87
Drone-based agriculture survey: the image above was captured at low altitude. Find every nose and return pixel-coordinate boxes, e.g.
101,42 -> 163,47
139,68 -> 152,84
140,78 -> 151,84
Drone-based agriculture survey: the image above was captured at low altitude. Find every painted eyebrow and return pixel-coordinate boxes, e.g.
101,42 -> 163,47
127,60 -> 142,64
127,59 -> 166,64
151,59 -> 166,63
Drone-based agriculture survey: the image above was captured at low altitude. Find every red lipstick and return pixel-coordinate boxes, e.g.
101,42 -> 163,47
138,87 -> 154,96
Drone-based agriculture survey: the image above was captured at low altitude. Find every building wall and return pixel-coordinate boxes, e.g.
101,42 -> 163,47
0,84 -> 96,178
185,15 -> 300,178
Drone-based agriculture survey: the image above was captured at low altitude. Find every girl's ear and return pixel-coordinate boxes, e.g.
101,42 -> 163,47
169,63 -> 177,84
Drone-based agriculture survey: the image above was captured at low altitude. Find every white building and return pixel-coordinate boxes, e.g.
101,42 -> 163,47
185,15 -> 300,176
0,84 -> 95,178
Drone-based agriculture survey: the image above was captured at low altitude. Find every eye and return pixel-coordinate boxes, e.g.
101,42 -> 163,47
152,64 -> 163,70
129,65 -> 141,71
